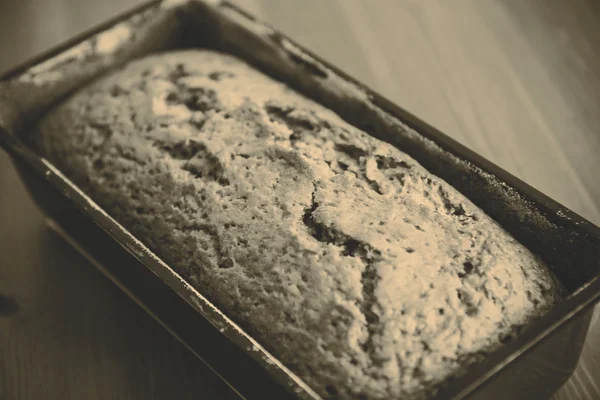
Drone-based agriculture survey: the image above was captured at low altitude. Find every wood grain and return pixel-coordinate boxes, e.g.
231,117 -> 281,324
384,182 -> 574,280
0,0 -> 599,399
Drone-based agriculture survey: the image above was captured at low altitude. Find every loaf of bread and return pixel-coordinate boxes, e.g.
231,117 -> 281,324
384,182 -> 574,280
33,50 -> 561,399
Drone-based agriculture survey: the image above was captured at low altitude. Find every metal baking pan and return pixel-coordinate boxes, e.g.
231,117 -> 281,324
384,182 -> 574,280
1,1 -> 599,399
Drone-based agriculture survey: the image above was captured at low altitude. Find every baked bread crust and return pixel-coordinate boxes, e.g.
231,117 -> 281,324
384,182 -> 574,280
34,50 -> 560,399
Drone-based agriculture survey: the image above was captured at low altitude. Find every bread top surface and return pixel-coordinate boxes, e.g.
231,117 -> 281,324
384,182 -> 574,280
34,49 -> 560,399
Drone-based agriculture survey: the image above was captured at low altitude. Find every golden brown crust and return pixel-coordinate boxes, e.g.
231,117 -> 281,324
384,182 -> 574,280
34,50 -> 560,399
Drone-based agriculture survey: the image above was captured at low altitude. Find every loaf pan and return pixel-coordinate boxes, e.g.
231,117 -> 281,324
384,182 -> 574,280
1,1 -> 599,399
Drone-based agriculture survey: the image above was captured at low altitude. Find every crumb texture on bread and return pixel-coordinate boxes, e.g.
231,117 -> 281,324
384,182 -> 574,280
34,50 -> 560,399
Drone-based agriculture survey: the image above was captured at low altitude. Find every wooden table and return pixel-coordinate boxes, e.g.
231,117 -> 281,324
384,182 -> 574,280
1,1 -> 599,399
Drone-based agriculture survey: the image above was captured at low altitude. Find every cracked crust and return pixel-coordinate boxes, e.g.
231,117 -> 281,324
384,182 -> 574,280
33,50 -> 561,399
